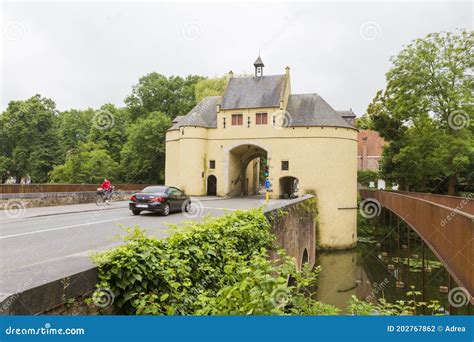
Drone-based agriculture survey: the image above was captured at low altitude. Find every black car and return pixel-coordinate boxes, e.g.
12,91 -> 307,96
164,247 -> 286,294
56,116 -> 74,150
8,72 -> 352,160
129,186 -> 191,216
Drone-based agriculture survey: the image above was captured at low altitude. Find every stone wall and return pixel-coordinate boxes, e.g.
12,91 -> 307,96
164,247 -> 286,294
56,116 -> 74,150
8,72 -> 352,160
0,191 -> 135,208
265,195 -> 317,270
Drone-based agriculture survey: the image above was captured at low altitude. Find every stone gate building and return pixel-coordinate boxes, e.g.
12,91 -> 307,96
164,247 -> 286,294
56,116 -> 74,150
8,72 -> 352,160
165,57 -> 358,249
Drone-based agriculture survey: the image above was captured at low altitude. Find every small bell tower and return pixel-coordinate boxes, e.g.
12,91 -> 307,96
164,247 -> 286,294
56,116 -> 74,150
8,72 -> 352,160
254,55 -> 264,77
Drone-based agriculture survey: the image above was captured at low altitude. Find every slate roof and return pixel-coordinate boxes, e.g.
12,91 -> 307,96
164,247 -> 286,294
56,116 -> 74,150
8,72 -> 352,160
254,56 -> 264,67
337,110 -> 356,118
220,75 -> 286,110
169,96 -> 220,130
169,77 -> 356,131
286,94 -> 355,128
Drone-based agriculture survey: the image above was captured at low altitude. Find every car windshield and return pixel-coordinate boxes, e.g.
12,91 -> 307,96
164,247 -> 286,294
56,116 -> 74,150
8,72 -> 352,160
142,186 -> 167,193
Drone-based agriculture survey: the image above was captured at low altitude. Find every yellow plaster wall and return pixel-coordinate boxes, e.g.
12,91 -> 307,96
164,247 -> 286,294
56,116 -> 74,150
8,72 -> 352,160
166,113 -> 357,249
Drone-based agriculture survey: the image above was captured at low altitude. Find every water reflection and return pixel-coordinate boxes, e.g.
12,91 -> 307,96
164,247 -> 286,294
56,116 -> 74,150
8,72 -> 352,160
316,237 -> 472,315
316,248 -> 373,310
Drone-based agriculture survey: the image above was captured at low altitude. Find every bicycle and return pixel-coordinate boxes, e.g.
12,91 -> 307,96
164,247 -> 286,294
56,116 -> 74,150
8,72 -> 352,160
96,186 -> 115,205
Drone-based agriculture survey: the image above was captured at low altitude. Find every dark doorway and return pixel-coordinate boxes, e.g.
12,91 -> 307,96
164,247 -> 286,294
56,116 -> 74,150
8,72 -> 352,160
207,175 -> 217,196
279,176 -> 299,199
302,248 -> 309,265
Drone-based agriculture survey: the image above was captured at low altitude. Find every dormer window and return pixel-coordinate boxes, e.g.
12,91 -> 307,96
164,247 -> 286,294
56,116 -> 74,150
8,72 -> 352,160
256,113 -> 268,125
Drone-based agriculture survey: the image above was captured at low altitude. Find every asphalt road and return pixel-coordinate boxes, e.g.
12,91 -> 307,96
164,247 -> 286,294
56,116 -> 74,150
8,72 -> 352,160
0,196 -> 281,299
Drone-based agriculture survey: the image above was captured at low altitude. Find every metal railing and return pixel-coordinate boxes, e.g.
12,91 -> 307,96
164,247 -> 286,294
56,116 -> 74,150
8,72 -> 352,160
0,184 -> 153,194
360,189 -> 474,302
396,190 -> 474,215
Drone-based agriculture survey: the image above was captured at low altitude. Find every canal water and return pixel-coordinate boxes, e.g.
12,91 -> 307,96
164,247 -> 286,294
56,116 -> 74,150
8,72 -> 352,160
315,211 -> 472,315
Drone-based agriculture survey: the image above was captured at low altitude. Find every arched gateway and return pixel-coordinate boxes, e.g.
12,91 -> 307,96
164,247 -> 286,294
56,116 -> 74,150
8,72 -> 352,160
164,57 -> 358,249
227,144 -> 267,197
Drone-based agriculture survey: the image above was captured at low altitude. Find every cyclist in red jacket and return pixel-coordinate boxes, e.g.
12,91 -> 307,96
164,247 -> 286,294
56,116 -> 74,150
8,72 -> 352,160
100,178 -> 112,204
101,178 -> 111,191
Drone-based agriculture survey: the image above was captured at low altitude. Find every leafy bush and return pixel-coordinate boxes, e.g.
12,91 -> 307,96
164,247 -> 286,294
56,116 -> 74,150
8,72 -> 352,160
357,170 -> 379,187
347,286 -> 443,316
93,209 -> 338,315
49,142 -> 119,183
195,252 -> 339,315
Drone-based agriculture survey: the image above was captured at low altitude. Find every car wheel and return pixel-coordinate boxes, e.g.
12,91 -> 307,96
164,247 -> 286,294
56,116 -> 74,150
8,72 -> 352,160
161,203 -> 170,216
184,201 -> 191,212
132,210 -> 141,216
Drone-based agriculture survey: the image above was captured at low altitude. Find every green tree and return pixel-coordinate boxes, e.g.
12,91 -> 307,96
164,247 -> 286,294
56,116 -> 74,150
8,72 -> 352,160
49,142 -> 119,183
125,73 -> 205,120
56,108 -> 94,161
88,104 -> 130,162
194,76 -> 227,102
0,156 -> 12,183
355,114 -> 374,130
370,30 -> 473,194
119,111 -> 171,183
0,95 -> 61,183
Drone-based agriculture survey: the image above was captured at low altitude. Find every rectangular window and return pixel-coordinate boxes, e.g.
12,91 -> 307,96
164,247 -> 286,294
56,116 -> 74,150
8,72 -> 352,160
281,160 -> 289,171
223,117 -> 226,128
256,113 -> 268,125
209,160 -> 216,169
232,114 -> 243,126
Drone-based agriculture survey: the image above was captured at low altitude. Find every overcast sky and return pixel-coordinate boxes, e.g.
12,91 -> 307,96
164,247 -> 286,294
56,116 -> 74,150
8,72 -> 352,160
1,1 -> 471,116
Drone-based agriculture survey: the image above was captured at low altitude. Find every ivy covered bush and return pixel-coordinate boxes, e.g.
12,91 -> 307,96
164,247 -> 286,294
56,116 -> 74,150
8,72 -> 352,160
92,209 -> 338,315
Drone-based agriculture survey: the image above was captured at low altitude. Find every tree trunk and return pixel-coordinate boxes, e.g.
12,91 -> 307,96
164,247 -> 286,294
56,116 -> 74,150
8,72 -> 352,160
447,174 -> 456,196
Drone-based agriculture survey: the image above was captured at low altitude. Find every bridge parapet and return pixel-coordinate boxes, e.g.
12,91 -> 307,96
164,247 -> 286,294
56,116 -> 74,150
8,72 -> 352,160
395,190 -> 474,215
360,189 -> 473,304
265,195 -> 317,270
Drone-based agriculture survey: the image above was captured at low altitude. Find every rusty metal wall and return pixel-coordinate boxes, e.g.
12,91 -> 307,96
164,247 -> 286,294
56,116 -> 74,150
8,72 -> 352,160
360,189 -> 473,303
0,184 -> 153,194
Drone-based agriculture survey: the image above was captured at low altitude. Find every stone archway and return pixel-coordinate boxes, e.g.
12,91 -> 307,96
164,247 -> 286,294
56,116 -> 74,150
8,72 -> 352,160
227,144 -> 268,197
279,176 -> 299,199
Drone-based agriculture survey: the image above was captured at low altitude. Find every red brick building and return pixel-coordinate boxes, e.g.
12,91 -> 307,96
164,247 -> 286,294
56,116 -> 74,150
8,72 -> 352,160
357,130 -> 386,171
